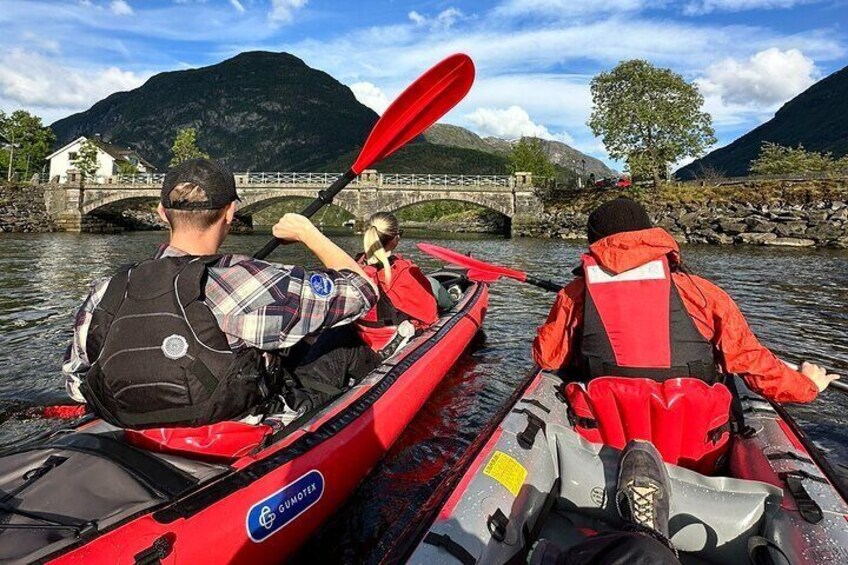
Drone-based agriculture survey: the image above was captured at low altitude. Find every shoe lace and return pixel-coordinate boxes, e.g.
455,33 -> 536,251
627,481 -> 660,528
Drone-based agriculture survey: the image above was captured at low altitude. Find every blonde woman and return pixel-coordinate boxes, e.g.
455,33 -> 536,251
356,212 -> 439,351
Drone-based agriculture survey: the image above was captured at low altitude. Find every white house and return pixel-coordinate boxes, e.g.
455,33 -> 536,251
47,136 -> 156,183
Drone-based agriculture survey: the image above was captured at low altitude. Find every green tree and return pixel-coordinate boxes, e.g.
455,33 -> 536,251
588,60 -> 716,188
116,160 -> 139,175
170,127 -> 210,166
72,138 -> 100,208
507,137 -> 557,183
0,109 -> 56,181
749,142 -> 844,176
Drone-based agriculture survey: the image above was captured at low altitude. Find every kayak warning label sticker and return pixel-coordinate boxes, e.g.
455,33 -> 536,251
483,451 -> 527,496
246,469 -> 325,543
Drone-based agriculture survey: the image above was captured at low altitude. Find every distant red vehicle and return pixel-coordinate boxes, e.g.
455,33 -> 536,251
594,176 -> 631,189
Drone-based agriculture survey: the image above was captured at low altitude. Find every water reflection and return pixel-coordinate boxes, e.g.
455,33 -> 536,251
0,231 -> 845,562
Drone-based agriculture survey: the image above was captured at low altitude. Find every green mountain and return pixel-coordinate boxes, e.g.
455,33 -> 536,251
424,124 -> 614,177
51,51 -> 380,171
49,51 -> 609,178
678,64 -> 848,178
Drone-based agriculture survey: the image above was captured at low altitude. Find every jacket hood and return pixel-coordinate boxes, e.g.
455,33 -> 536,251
587,227 -> 681,274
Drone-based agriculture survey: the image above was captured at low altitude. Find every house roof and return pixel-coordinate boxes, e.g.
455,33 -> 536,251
92,139 -> 157,171
45,136 -> 87,160
46,136 -> 156,171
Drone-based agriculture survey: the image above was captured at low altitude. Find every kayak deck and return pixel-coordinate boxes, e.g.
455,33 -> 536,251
405,371 -> 848,565
0,275 -> 488,564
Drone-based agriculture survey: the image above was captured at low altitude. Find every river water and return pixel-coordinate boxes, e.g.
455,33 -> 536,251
0,231 -> 846,562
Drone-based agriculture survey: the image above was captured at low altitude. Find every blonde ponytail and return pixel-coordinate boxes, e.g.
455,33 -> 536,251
363,212 -> 400,283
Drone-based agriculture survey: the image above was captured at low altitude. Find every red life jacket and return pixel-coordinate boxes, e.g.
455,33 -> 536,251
356,255 -> 436,351
565,253 -> 731,473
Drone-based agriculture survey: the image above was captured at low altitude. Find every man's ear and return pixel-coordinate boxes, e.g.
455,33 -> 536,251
157,204 -> 170,225
225,201 -> 237,225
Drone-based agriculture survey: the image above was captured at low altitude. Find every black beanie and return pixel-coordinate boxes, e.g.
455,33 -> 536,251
587,197 -> 652,243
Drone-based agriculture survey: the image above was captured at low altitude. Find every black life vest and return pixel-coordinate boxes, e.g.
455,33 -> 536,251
578,254 -> 718,382
81,256 -> 270,429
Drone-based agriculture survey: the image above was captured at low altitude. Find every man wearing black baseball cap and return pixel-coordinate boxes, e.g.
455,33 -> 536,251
63,159 -> 378,433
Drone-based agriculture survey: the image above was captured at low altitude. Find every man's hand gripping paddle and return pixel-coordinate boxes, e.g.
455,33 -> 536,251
254,54 -> 476,260
419,242 -> 847,396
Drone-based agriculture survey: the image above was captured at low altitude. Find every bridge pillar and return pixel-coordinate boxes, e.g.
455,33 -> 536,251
511,172 -> 544,236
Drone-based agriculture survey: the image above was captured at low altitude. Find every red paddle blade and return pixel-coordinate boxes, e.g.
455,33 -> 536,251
351,54 -> 475,174
417,243 -> 528,283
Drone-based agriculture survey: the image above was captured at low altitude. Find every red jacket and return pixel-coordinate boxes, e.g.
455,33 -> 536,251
532,228 -> 818,404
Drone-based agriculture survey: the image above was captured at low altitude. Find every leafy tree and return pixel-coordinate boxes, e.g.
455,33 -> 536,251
588,60 -> 716,188
73,139 -> 100,208
170,127 -> 210,166
507,138 -> 557,183
116,160 -> 139,175
0,110 -> 56,181
749,142 -> 847,176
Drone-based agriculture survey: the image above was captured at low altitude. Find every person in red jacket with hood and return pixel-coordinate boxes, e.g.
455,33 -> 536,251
533,197 -> 839,475
356,212 -> 439,353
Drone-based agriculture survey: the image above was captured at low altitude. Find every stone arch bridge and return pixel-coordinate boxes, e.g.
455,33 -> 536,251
44,170 -> 543,234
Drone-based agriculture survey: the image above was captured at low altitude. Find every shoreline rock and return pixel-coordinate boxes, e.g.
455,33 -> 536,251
518,198 -> 848,248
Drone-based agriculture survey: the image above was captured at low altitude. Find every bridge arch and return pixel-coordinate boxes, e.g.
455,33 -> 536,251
374,190 -> 515,218
237,193 -> 358,218
81,190 -> 161,216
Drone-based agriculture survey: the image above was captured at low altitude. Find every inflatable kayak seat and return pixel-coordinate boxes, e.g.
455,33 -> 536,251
564,377 -> 733,474
124,421 -> 273,463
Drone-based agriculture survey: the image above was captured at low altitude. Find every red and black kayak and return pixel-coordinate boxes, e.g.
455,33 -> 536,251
388,369 -> 848,565
0,273 -> 487,564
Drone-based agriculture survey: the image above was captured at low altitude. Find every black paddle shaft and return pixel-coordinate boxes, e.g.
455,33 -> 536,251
525,275 -> 562,293
253,169 -> 358,260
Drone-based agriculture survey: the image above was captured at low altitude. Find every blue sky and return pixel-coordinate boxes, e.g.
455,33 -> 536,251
1,0 -> 846,168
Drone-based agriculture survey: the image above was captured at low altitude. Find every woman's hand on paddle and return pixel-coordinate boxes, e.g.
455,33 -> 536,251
272,213 -> 319,243
800,361 -> 841,392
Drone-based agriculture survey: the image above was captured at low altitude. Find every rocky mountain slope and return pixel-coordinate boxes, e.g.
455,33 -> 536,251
423,124 -> 614,177
678,64 -> 848,178
51,51 -> 379,171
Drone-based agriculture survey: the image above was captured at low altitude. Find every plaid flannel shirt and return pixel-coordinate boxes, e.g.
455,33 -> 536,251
62,244 -> 377,403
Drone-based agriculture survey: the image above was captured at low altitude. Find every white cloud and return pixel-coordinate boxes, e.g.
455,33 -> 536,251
349,81 -> 389,114
466,105 -> 575,144
269,0 -> 307,23
408,11 -> 426,26
495,0 -> 654,17
434,8 -> 463,29
110,0 -> 134,16
697,48 -> 816,107
0,49 -> 146,113
229,0 -> 245,13
684,0 -> 818,15
405,8 -> 464,30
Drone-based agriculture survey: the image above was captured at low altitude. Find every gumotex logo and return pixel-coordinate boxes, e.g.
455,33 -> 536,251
246,470 -> 325,543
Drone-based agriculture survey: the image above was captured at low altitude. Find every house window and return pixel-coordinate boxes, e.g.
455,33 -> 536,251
68,151 -> 78,161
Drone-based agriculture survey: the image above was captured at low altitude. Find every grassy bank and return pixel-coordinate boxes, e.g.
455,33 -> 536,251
546,178 -> 848,212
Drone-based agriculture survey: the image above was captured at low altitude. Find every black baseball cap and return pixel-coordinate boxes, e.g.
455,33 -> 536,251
161,159 -> 240,210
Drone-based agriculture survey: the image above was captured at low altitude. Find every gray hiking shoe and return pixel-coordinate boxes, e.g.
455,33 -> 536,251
615,439 -> 671,540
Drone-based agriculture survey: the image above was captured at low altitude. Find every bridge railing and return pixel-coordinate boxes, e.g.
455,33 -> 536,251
44,171 -> 519,189
244,172 -> 353,185
117,173 -> 167,185
380,174 -> 513,188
